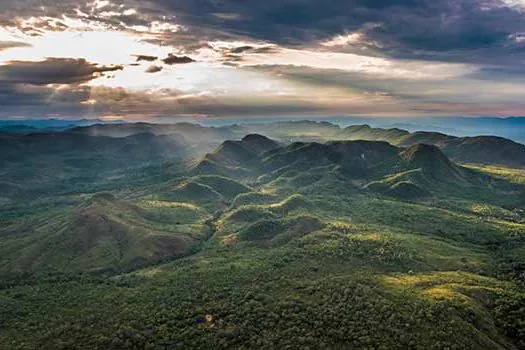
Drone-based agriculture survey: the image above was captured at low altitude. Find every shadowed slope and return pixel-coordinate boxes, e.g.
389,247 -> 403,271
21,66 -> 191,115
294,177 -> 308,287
340,125 -> 525,168
241,134 -> 281,154
192,134 -> 280,177
367,144 -> 490,199
400,144 -> 462,178
262,140 -> 399,175
195,137 -> 504,200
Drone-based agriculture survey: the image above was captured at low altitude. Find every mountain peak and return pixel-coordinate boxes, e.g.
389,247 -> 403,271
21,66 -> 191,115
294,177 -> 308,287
241,134 -> 280,154
242,133 -> 271,142
214,140 -> 257,163
401,143 -> 449,164
400,143 -> 458,177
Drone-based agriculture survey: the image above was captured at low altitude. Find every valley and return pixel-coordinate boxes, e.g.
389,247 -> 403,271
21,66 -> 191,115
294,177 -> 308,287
1,121 -> 525,349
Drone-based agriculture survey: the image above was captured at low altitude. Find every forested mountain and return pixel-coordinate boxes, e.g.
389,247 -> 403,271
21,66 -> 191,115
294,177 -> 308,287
1,122 -> 525,349
340,125 -> 525,168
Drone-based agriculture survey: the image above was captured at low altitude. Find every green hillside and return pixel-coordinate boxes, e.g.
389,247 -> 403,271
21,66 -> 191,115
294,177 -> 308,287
340,125 -> 525,168
0,193 -> 211,275
1,126 -> 525,349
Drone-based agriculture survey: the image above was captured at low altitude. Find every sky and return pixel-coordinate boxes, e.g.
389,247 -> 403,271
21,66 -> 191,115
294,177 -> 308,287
1,0 -> 525,120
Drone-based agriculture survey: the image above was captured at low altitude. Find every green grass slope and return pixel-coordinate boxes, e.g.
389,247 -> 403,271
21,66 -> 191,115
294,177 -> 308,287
191,134 -> 280,177
340,125 -> 525,168
3,130 -> 525,349
365,144 -> 512,200
0,193 -> 210,275
261,140 -> 399,176
340,124 -> 410,144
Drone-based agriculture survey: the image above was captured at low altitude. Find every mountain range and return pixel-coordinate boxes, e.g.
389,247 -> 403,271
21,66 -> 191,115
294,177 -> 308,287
1,121 -> 525,349
340,124 -> 525,168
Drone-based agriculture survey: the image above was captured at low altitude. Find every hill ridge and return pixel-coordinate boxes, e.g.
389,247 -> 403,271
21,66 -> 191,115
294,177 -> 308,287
340,124 -> 525,168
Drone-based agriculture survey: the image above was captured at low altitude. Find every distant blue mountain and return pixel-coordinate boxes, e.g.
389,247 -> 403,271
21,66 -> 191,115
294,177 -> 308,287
1,116 -> 524,143
0,118 -> 126,134
198,116 -> 525,143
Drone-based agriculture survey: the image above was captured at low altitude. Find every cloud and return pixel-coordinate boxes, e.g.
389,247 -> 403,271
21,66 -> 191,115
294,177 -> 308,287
248,64 -> 525,114
0,83 -> 92,118
321,33 -> 365,47
134,54 -> 158,62
215,43 -> 280,65
230,45 -> 255,54
212,13 -> 245,21
0,56 -> 126,117
4,0 -> 522,66
133,0 -> 525,65
0,58 -> 123,85
0,41 -> 31,51
0,83 -> 329,119
2,63 -> 525,119
162,54 -> 196,65
2,0 -> 525,118
145,65 -> 163,73
2,0 -> 525,64
227,45 -> 279,55
235,47 -> 474,81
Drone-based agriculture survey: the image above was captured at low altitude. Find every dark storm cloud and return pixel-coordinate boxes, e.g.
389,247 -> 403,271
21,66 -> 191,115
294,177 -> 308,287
4,0 -> 523,65
227,45 -> 279,54
0,58 -> 123,85
3,0 -> 525,117
217,45 -> 280,64
0,84 -> 90,106
0,82 -> 93,118
138,0 -> 525,63
134,55 -> 158,62
3,0 -> 525,64
230,46 -> 255,54
0,57 -> 125,117
162,54 -> 196,65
